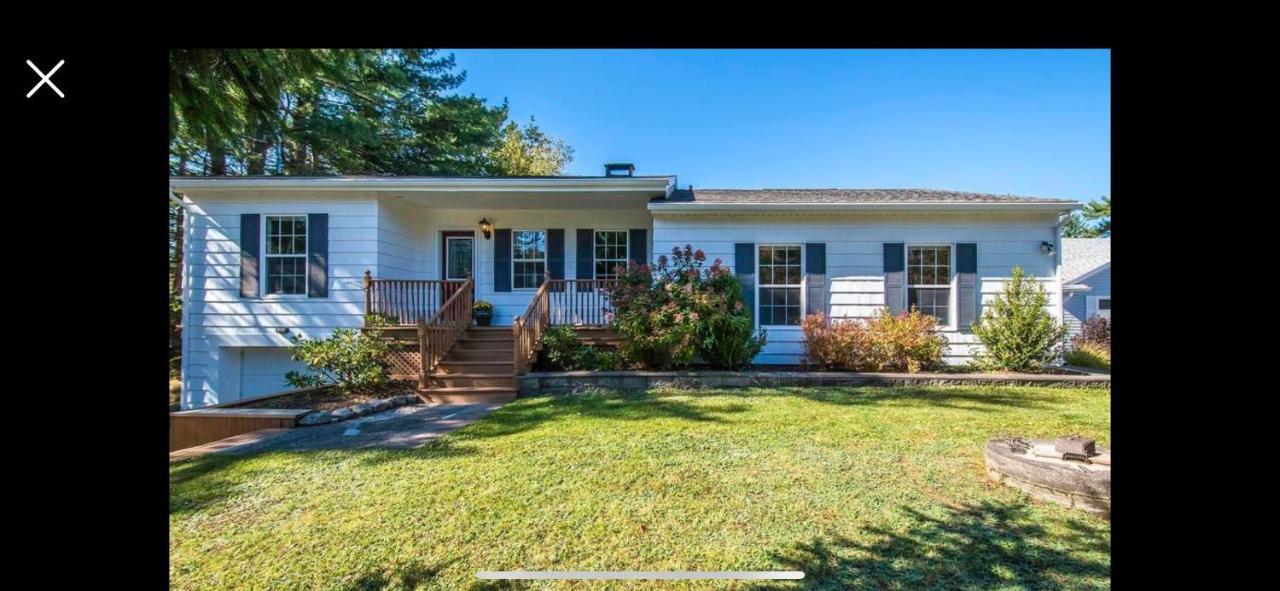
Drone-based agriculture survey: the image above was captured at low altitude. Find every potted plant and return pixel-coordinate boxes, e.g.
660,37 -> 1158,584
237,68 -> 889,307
472,300 -> 494,326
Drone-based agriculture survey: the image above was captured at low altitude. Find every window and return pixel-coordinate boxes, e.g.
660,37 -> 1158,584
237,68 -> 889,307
1088,296 -> 1111,320
512,230 -> 547,289
264,215 -> 307,295
758,245 -> 802,326
907,245 -> 951,324
594,231 -> 628,279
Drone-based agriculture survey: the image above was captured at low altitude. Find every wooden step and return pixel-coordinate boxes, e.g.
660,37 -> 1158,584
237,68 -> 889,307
468,326 -> 513,332
576,337 -> 622,347
447,348 -> 514,361
436,360 -> 513,374
454,340 -> 515,351
459,332 -> 514,342
573,328 -> 619,339
426,373 -> 516,388
418,387 -> 517,404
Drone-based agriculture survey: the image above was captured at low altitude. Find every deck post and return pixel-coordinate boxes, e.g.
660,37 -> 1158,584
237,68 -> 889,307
362,270 -> 373,316
416,317 -> 428,390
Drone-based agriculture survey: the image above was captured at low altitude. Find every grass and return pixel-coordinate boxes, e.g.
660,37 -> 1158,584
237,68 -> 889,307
170,386 -> 1111,590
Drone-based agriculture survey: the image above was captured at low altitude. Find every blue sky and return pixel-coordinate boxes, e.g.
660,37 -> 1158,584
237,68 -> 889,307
445,49 -> 1110,201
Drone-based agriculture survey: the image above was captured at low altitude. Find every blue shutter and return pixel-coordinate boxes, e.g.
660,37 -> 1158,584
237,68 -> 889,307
547,229 -> 565,292
239,214 -> 259,298
494,229 -> 512,292
629,229 -> 648,266
735,243 -> 755,325
307,213 -> 328,298
957,243 -> 977,329
576,229 -> 594,279
883,243 -> 905,315
805,243 -> 826,316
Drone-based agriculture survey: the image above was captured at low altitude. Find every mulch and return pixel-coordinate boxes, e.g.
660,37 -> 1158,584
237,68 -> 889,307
237,382 -> 417,412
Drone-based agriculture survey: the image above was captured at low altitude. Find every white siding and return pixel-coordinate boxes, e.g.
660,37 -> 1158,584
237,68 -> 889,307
180,193 -> 380,408
414,208 -> 653,325
652,212 -> 1062,365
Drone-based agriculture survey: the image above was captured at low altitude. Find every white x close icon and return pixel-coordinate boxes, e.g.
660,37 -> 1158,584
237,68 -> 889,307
26,60 -> 65,98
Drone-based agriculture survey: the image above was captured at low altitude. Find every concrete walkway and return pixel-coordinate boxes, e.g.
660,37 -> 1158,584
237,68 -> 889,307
170,402 -> 503,462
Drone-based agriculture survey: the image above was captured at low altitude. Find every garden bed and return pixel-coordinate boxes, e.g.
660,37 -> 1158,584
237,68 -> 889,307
518,369 -> 1110,395
235,383 -> 416,412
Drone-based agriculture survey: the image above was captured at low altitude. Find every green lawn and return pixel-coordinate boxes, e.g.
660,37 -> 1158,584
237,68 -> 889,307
170,386 -> 1111,590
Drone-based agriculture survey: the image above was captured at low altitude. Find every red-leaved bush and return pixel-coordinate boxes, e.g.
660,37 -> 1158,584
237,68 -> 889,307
803,309 -> 948,373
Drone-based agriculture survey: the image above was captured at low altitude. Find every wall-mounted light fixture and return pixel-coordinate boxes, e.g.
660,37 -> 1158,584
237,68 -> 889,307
479,218 -> 493,240
1040,241 -> 1055,255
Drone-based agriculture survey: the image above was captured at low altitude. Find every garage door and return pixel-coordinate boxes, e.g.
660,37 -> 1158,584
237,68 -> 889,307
240,348 -> 308,398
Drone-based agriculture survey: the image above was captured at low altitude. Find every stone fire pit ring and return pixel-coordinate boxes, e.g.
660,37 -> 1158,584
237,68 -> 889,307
985,438 -> 1111,518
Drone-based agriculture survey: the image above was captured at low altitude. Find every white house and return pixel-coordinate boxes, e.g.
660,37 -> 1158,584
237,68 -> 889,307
171,167 -> 1081,409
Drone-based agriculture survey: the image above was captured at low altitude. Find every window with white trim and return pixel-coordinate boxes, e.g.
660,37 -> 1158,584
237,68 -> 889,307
512,230 -> 547,289
758,245 -> 803,326
907,245 -> 951,324
264,215 -> 307,295
1088,295 -> 1111,320
594,231 -> 628,279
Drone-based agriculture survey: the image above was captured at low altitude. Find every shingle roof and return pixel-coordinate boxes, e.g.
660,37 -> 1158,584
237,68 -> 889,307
1061,238 -> 1111,283
657,188 -> 1077,204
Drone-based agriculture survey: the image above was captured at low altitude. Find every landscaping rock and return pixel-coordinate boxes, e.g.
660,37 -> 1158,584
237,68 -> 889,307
351,403 -> 373,416
298,411 -> 333,426
331,408 -> 354,421
370,398 -> 391,412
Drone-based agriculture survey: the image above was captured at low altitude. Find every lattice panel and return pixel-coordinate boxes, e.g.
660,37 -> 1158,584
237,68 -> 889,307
384,340 -> 422,380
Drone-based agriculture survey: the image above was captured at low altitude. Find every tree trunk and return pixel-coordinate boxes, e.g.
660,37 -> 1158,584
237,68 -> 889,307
247,115 -> 270,175
208,139 -> 226,175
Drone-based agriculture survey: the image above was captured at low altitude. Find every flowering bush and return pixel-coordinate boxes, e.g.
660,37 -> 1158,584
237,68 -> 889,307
605,245 -> 765,369
970,266 -> 1067,371
540,326 -> 621,371
802,310 -> 947,372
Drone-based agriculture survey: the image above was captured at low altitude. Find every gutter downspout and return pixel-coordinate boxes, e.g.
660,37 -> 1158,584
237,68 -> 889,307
1054,212 -> 1068,349
171,187 -> 194,408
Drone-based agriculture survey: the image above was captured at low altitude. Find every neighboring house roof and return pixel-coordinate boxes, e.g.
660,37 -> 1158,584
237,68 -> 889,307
649,188 -> 1080,213
1061,238 -> 1111,284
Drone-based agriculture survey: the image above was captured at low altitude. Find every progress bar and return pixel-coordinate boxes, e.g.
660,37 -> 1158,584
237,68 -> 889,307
477,571 -> 804,580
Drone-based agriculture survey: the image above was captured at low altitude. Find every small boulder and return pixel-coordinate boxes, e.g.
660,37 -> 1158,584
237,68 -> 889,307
297,411 -> 332,426
330,407 -> 354,421
370,398 -> 392,412
350,403 -> 373,416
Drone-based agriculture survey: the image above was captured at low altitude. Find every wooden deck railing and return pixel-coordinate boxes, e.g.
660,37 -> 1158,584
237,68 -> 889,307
512,279 -> 550,375
363,271 -> 468,325
416,276 -> 474,387
513,277 -> 617,374
546,279 -> 618,326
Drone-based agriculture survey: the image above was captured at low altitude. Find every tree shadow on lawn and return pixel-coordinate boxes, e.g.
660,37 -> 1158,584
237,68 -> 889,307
778,386 -> 1065,412
341,558 -> 455,591
753,500 -> 1110,590
449,391 -> 752,442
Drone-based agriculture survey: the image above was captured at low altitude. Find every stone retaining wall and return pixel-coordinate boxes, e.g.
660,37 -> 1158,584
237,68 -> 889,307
518,370 -> 1111,395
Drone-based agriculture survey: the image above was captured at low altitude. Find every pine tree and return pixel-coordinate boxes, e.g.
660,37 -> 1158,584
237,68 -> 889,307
970,266 -> 1067,371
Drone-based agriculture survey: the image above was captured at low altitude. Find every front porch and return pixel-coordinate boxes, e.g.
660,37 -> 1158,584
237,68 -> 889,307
362,272 -> 620,403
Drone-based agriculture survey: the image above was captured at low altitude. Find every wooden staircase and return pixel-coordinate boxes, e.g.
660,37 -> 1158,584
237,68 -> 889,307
421,326 -> 518,404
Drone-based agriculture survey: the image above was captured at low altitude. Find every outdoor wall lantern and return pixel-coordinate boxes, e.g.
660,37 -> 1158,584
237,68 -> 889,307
1040,241 -> 1055,255
479,218 -> 493,240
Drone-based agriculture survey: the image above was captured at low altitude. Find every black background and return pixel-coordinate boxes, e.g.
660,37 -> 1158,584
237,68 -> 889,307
4,27 -> 1243,587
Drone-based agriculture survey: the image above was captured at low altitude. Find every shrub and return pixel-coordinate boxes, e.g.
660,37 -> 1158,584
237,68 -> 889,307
801,309 -> 946,373
802,313 -> 873,370
866,308 -> 949,373
1075,315 -> 1110,349
605,245 -> 765,369
285,327 -> 392,393
541,326 -> 593,370
970,266 -> 1067,371
1064,341 -> 1110,371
